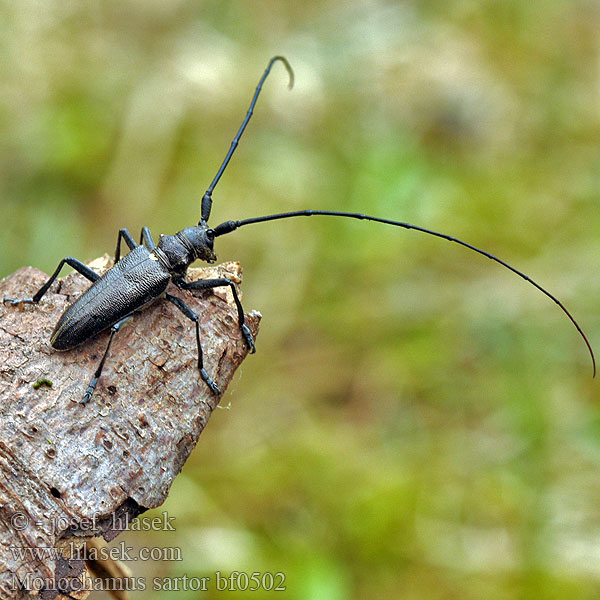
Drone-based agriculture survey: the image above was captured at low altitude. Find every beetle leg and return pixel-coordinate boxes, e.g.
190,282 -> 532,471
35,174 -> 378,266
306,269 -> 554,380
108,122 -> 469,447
114,228 -> 138,264
139,227 -> 156,250
175,278 -> 255,353
3,257 -> 100,306
165,293 -> 221,395
81,315 -> 133,405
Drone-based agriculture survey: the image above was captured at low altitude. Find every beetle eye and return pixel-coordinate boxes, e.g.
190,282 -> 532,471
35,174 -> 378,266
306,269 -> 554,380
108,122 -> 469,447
207,229 -> 215,240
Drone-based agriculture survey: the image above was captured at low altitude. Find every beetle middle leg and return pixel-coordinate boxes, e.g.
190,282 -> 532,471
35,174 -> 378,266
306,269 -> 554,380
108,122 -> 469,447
82,315 -> 133,405
175,278 -> 256,353
114,228 -> 138,264
139,227 -> 155,250
114,227 -> 156,263
3,257 -> 100,306
165,293 -> 221,395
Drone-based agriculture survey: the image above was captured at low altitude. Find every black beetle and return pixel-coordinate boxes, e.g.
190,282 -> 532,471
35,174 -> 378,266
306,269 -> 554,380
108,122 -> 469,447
3,56 -> 596,404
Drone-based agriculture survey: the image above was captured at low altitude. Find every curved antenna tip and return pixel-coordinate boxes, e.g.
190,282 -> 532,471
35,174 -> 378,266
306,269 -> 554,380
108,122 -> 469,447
271,55 -> 294,89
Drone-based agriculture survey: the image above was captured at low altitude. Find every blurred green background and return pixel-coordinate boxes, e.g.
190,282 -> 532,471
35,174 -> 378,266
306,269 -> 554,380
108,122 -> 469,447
1,1 -> 600,598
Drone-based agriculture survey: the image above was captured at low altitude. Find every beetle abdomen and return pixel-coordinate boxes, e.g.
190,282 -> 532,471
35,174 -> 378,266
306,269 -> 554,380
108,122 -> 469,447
51,247 -> 171,350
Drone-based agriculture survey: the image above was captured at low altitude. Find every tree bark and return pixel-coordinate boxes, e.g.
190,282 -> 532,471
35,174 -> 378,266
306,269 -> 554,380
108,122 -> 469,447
0,257 -> 260,599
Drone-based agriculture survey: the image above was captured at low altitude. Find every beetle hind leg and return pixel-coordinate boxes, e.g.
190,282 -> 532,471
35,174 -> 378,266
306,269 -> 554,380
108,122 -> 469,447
3,257 -> 100,306
81,315 -> 133,405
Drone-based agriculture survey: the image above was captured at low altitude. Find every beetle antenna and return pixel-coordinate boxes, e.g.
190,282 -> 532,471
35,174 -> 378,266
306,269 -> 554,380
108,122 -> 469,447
214,210 -> 596,376
200,56 -> 294,224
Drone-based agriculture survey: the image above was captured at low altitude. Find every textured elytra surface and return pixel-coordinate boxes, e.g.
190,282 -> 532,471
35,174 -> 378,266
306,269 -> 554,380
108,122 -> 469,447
0,257 -> 260,599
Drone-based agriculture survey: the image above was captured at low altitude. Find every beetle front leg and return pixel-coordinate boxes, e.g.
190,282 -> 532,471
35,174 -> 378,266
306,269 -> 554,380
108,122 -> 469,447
165,293 -> 221,395
175,278 -> 256,353
3,257 -> 100,306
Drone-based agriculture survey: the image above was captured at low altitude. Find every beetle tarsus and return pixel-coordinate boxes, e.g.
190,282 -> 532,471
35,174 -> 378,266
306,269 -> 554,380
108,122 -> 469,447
241,323 -> 256,353
200,368 -> 221,395
81,377 -> 98,405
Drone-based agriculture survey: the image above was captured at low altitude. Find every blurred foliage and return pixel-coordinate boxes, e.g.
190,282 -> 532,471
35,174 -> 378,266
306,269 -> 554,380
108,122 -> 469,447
1,1 -> 600,598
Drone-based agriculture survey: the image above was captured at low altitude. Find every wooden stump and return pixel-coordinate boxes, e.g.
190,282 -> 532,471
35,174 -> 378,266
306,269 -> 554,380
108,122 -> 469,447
0,257 -> 260,599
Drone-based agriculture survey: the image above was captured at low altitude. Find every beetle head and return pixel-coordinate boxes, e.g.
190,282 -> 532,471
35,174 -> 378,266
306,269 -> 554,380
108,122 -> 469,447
157,225 -> 216,277
179,225 -> 217,264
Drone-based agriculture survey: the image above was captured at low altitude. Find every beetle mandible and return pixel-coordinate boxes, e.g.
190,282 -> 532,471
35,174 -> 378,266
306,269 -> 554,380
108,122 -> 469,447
3,56 -> 596,404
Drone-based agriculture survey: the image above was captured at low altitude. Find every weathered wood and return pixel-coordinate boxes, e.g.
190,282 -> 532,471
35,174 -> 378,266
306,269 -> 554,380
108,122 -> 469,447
0,257 -> 260,599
